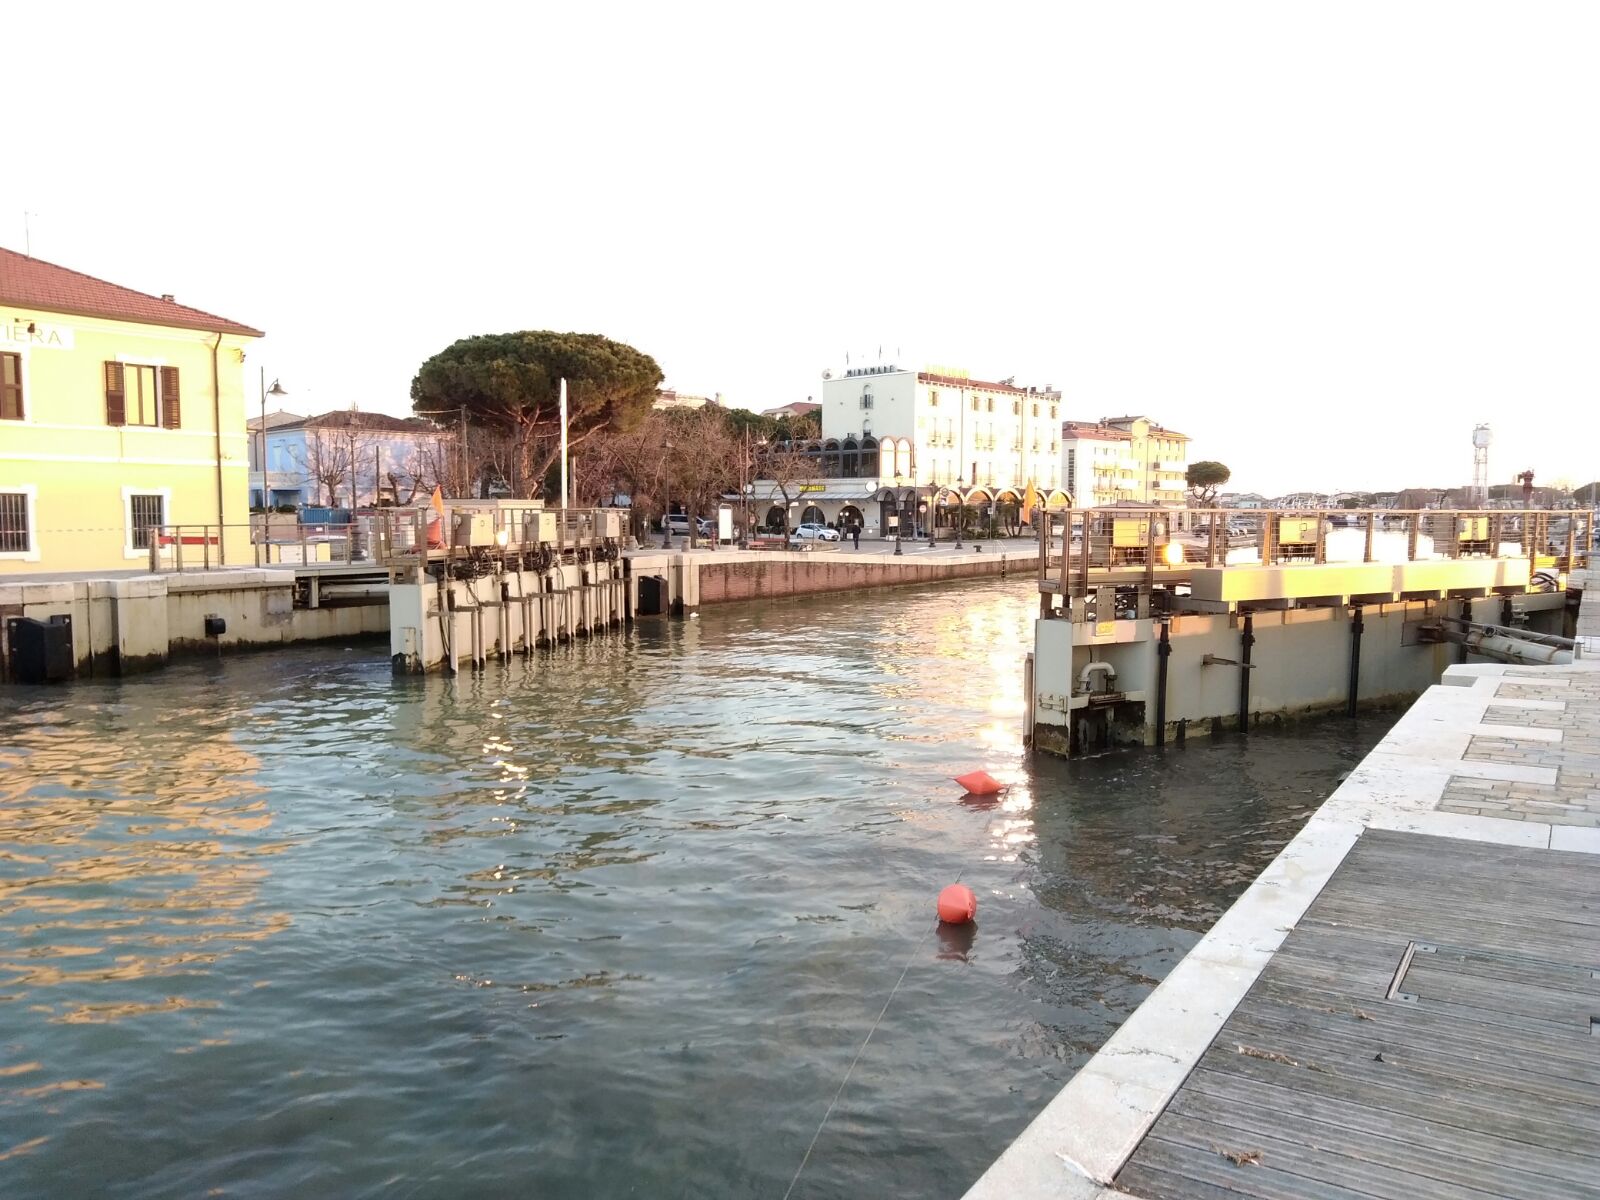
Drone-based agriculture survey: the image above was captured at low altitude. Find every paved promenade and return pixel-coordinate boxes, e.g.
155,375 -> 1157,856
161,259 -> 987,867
964,580 -> 1600,1200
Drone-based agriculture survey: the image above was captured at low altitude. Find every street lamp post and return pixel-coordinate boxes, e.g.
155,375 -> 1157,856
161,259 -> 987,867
892,474 -> 904,556
954,478 -> 965,550
257,370 -> 287,509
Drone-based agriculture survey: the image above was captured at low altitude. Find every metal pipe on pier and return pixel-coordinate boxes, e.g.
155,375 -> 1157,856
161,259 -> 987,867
1155,621 -> 1171,746
1238,613 -> 1255,731
1346,607 -> 1363,718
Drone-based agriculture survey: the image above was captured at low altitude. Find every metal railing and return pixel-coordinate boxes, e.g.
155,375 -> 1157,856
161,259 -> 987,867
141,505 -> 629,574
1035,507 -> 1598,597
372,502 -> 626,571
144,522 -> 373,572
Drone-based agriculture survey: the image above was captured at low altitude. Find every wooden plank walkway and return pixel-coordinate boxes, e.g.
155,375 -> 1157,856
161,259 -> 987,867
1115,828 -> 1600,1200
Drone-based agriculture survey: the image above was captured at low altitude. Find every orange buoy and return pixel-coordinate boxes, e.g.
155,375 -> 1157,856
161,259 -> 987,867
953,769 -> 1002,796
937,883 -> 977,925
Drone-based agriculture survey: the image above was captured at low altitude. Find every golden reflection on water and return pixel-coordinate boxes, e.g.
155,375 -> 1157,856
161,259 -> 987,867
867,590 -> 1039,863
0,1136 -> 50,1162
0,705 -> 286,1032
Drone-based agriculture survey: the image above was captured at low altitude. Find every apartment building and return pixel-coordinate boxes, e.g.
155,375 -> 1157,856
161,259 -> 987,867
1061,415 -> 1190,507
820,364 -> 1061,492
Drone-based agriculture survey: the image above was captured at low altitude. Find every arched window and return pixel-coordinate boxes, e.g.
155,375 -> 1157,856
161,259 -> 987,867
822,438 -> 842,478
894,439 -> 911,478
878,437 -> 897,479
842,437 -> 861,477
860,436 -> 880,477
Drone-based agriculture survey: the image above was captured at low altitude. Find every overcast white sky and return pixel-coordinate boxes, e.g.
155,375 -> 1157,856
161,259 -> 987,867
6,1 -> 1597,496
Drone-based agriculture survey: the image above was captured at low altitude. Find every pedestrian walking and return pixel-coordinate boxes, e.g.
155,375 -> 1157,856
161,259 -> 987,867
851,521 -> 861,550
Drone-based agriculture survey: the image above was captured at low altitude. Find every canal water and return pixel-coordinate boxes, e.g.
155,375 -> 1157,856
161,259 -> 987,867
0,578 -> 1391,1199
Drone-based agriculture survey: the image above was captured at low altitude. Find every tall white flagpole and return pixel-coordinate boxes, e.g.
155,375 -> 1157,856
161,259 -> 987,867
559,377 -> 569,508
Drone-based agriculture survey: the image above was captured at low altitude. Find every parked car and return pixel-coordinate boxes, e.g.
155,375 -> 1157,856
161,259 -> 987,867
789,522 -> 841,543
661,514 -> 712,537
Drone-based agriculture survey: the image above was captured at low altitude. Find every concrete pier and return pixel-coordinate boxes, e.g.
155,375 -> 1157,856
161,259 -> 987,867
1030,557 -> 1575,755
0,568 -> 388,678
389,560 -> 627,674
966,588 -> 1600,1199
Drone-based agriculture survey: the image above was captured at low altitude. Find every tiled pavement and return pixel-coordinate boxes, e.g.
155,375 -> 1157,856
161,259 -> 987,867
1577,566 -> 1600,654
1438,669 -> 1600,826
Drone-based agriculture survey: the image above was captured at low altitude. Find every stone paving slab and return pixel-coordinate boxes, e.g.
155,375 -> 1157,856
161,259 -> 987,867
1439,669 -> 1600,827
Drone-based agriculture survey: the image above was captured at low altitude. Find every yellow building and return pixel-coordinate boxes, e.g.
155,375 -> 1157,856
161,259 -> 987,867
0,247 -> 262,574
1061,414 -> 1191,508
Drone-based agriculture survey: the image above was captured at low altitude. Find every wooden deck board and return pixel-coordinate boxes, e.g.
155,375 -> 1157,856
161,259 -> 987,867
1114,830 -> 1600,1200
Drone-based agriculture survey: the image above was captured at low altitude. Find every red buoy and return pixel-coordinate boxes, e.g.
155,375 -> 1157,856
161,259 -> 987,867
937,883 -> 977,925
953,769 -> 1003,796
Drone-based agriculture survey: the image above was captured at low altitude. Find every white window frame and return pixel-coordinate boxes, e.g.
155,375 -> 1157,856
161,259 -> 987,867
0,484 -> 39,561
122,486 -> 172,559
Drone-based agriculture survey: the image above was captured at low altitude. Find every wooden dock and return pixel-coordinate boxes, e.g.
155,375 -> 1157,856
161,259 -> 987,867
1115,828 -> 1600,1200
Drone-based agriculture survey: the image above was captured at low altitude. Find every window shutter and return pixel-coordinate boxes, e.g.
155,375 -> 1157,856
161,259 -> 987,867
160,366 -> 181,428
104,362 -> 126,426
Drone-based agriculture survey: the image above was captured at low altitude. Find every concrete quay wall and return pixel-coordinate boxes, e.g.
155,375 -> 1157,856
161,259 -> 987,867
628,546 -> 1040,612
0,571 -> 388,680
1032,594 -> 1554,756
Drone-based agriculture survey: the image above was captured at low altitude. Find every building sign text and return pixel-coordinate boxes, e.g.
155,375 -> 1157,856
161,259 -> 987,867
1,321 -> 74,350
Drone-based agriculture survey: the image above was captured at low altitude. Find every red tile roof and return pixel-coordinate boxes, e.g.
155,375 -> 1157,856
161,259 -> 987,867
0,246 -> 263,337
296,410 -> 438,433
1101,415 -> 1191,440
1063,417 -> 1191,441
1061,421 -> 1132,441
917,371 -> 1032,395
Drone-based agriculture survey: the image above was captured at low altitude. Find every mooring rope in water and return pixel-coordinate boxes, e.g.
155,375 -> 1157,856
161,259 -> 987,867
782,870 -> 964,1200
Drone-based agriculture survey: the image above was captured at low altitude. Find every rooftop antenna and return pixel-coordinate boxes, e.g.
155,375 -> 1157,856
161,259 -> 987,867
23,211 -> 35,257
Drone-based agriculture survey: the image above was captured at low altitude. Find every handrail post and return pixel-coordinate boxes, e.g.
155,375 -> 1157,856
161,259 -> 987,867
148,527 -> 159,573
1363,509 -> 1375,563
1145,511 -> 1157,588
1207,508 -> 1219,567
1057,510 -> 1070,596
1036,513 -> 1046,590
1079,510 -> 1091,598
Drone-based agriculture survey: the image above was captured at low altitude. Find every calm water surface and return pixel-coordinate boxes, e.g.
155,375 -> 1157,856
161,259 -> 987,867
0,579 -> 1391,1198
